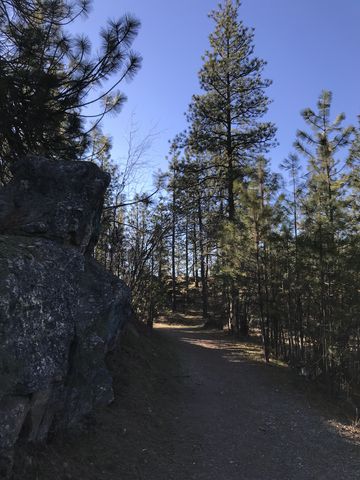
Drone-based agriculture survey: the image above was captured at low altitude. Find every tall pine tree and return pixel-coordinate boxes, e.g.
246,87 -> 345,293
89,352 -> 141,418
187,0 -> 276,221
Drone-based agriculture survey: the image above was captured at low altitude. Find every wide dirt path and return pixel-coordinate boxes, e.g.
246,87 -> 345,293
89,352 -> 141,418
155,323 -> 360,480
26,321 -> 360,480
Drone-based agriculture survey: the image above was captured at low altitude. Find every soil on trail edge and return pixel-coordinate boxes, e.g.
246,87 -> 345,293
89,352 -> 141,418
19,321 -> 360,480
156,324 -> 360,480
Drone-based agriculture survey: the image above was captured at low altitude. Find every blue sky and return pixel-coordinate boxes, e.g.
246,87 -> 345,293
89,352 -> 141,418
76,0 -> 360,186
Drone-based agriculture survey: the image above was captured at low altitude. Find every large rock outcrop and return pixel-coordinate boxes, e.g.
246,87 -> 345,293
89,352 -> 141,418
0,156 -> 131,477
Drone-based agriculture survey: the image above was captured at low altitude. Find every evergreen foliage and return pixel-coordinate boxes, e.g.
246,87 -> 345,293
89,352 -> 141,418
2,0 -> 359,410
164,86 -> 360,405
148,2 -> 360,407
0,0 -> 141,181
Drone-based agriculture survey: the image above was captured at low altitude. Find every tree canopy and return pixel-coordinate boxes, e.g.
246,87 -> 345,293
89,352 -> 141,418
0,0 -> 141,181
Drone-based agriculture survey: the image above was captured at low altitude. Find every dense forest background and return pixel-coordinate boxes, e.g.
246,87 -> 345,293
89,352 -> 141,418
1,0 -> 359,408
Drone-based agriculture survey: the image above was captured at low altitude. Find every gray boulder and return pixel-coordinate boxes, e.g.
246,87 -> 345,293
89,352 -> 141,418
0,157 -> 131,478
0,155 -> 110,254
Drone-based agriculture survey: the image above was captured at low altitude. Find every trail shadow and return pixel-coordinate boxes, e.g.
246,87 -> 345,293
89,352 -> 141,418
156,323 -> 360,450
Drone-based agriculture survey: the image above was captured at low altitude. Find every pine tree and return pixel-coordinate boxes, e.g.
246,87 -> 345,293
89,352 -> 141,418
280,153 -> 305,361
187,0 -> 276,221
295,90 -> 355,379
0,0 -> 141,180
184,0 -> 276,330
239,156 -> 282,359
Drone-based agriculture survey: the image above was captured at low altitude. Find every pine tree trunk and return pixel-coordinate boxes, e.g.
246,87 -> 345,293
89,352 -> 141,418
198,195 -> 208,321
171,184 -> 177,312
185,217 -> 189,292
193,222 -> 199,288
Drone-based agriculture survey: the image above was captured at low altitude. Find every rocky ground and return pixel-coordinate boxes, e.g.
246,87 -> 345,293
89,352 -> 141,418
19,315 -> 360,480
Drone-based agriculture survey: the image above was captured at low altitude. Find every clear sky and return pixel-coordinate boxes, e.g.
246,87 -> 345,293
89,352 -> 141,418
75,0 -> 360,185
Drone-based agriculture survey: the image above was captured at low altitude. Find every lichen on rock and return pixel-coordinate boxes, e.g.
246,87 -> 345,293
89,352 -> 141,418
0,156 -> 131,478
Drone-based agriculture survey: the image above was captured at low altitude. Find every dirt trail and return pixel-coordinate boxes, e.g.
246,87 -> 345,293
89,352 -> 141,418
23,321 -> 360,480
153,323 -> 360,480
